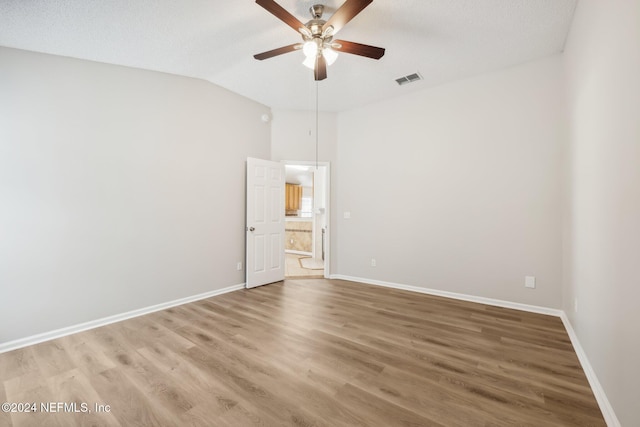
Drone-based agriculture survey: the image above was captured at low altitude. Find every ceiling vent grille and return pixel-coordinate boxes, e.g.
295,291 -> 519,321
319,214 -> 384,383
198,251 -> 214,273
395,72 -> 422,86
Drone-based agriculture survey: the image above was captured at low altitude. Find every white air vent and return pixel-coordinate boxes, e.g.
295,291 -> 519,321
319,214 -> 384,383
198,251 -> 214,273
395,72 -> 422,86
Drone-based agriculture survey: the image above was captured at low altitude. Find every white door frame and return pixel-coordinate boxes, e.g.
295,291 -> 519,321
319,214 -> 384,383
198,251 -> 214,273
282,160 -> 331,278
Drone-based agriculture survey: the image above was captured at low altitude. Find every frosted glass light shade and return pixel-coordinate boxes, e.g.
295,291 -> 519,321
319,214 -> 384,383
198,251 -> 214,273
303,41 -> 318,58
323,48 -> 338,65
302,55 -> 316,69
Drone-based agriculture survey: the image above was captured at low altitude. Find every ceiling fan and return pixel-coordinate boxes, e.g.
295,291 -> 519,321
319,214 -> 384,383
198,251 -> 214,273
253,0 -> 385,81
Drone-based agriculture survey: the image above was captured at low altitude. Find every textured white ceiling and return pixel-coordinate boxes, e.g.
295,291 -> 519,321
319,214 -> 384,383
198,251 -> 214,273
0,0 -> 577,112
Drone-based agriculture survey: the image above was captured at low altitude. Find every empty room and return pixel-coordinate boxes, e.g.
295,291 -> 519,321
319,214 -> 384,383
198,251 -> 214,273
0,0 -> 638,426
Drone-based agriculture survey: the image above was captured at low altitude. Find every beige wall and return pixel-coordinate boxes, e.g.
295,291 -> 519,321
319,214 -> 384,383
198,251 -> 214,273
0,47 -> 271,344
285,220 -> 313,253
563,0 -> 640,424
335,56 -> 566,308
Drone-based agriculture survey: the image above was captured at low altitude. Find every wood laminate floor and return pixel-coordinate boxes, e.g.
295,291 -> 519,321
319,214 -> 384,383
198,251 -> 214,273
0,279 -> 605,426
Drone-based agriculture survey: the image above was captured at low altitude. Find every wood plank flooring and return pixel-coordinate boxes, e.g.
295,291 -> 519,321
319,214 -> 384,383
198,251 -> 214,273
0,279 -> 605,426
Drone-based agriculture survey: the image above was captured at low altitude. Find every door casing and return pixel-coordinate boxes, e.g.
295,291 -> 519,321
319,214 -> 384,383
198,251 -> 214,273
282,160 -> 331,278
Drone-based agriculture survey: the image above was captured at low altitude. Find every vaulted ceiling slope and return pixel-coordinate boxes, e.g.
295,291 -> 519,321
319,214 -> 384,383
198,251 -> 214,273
0,0 -> 577,112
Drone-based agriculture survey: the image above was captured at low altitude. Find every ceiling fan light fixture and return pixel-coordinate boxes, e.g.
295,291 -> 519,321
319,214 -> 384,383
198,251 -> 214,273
302,54 -> 316,69
323,47 -> 338,65
303,40 -> 319,58
322,25 -> 334,37
299,27 -> 312,38
253,0 -> 385,81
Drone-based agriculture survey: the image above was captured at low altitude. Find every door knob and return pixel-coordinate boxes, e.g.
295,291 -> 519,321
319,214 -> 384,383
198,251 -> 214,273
249,227 -> 255,232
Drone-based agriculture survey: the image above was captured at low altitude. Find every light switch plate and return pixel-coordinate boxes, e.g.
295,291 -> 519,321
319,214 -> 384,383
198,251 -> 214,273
525,276 -> 536,288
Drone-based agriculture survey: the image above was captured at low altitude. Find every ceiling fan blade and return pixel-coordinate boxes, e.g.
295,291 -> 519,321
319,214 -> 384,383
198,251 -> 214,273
314,55 -> 327,81
333,40 -> 385,59
254,43 -> 301,60
256,0 -> 306,33
322,0 -> 373,35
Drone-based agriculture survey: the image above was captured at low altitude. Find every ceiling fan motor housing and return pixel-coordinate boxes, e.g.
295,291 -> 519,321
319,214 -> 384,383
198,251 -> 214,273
305,19 -> 326,38
304,4 -> 334,54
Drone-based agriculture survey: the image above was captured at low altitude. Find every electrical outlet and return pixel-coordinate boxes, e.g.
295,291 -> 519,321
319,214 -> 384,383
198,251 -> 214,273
574,298 -> 578,312
343,211 -> 351,219
236,262 -> 242,271
525,276 -> 536,289
290,239 -> 294,244
371,258 -> 377,267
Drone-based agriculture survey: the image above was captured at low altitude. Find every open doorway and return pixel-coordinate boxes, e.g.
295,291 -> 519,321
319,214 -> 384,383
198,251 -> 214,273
283,161 -> 330,279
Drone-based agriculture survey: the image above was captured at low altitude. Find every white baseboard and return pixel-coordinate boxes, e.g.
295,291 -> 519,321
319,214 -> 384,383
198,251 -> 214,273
0,283 -> 245,354
329,274 -> 619,426
560,313 -> 621,427
329,274 -> 562,316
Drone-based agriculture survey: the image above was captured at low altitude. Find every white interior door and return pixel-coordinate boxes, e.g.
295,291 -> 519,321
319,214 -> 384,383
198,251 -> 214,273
246,158 -> 285,288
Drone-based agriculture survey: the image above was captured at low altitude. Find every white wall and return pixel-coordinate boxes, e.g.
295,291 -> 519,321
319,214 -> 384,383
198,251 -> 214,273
270,109 -> 337,164
336,56 -> 565,308
0,47 -> 271,344
563,0 -> 640,425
